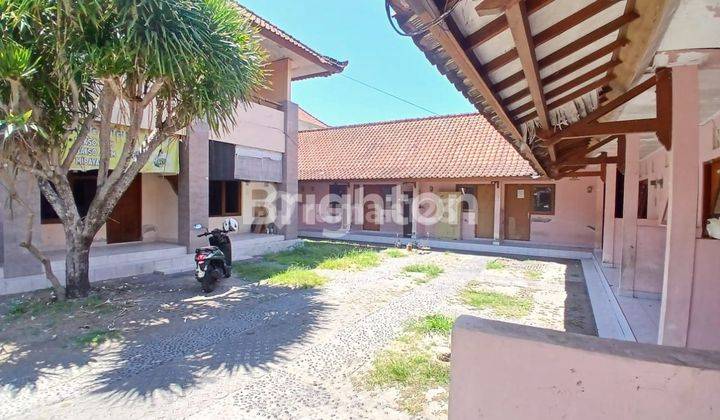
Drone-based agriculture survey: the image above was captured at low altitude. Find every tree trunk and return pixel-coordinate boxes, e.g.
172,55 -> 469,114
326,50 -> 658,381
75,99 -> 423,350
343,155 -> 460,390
64,234 -> 92,298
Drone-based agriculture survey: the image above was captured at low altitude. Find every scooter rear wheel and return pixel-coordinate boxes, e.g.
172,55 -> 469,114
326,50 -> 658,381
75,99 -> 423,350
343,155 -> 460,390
202,268 -> 221,293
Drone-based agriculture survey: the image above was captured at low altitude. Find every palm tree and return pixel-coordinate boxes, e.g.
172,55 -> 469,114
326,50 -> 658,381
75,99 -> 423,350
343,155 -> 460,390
0,0 -> 266,298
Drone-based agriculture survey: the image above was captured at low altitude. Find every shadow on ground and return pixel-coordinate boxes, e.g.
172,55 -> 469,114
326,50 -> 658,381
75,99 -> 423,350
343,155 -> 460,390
0,272 -> 329,403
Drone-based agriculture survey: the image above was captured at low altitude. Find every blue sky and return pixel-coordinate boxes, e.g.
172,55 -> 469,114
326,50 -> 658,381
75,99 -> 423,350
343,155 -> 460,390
240,0 -> 475,126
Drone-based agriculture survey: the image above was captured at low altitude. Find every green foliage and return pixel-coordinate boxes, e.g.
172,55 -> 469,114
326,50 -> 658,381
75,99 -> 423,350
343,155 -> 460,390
75,329 -> 122,347
485,259 -> 506,270
0,0 -> 266,144
403,263 -> 443,279
524,269 -> 542,280
461,288 -> 533,319
266,267 -> 326,289
317,250 -> 381,271
233,261 -> 287,282
384,248 -> 408,258
409,314 -> 455,336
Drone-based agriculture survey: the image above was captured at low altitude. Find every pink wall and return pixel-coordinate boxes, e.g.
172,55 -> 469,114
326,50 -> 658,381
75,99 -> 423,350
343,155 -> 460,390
634,221 -> 666,296
688,238 -> 720,351
450,316 -> 720,419
517,177 -> 598,248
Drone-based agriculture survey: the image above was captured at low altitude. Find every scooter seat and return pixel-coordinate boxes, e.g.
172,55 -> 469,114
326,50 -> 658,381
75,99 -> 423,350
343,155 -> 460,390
195,246 -> 219,253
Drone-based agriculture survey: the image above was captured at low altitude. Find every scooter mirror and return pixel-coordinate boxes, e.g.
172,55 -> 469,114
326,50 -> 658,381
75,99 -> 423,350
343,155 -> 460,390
193,223 -> 204,230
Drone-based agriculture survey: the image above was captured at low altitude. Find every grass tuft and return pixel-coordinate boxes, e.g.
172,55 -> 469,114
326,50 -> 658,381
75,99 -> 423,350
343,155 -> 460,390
233,261 -> 287,282
461,288 -> 533,319
524,269 -> 542,280
384,248 -> 408,258
4,295 -> 115,320
317,250 -> 381,271
75,329 -> 122,347
403,263 -> 443,278
267,267 -> 327,289
409,314 -> 455,336
485,259 -> 506,270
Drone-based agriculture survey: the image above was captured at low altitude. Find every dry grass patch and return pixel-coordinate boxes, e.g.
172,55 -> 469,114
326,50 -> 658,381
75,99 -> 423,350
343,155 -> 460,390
461,287 -> 534,319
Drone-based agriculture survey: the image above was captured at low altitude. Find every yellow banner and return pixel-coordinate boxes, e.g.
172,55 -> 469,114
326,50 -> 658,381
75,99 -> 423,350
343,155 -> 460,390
67,126 -> 180,174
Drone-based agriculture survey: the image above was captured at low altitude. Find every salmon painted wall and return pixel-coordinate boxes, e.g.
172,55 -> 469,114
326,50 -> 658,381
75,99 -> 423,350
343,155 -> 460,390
687,113 -> 720,350
502,177 -> 598,248
299,178 -> 599,249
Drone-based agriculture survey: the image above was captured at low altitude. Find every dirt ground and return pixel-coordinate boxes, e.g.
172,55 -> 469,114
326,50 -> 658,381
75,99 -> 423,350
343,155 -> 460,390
0,244 -> 596,419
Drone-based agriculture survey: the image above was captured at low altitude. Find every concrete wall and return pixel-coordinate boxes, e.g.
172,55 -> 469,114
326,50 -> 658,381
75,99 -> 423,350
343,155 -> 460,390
634,221 -> 666,296
210,102 -> 285,153
450,316 -> 720,420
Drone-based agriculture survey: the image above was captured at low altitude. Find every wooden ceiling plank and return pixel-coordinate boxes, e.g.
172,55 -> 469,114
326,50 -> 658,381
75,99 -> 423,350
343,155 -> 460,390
485,5 -> 636,74
506,0 -> 550,129
544,59 -> 621,100
537,12 -> 639,70
465,0 -> 554,51
496,37 -> 627,93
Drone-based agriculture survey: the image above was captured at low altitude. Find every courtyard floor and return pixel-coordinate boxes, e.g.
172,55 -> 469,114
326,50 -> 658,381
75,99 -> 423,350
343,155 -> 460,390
0,241 -> 596,419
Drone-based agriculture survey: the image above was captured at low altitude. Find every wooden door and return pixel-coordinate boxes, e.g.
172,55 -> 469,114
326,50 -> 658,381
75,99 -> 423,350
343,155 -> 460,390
435,192 -> 461,240
475,184 -> 495,239
107,175 -> 142,243
362,185 -> 382,231
504,184 -> 531,241
403,191 -> 413,237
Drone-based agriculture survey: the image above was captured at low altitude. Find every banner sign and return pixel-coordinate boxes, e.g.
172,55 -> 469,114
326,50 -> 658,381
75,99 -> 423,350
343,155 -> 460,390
66,126 -> 180,174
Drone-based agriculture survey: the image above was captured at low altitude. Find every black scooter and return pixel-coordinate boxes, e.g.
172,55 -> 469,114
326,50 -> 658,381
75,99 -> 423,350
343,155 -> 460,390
193,224 -> 234,293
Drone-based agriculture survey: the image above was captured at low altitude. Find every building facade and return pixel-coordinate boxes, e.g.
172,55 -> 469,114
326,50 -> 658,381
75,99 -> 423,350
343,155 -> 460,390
298,113 -> 603,249
0,6 -> 346,295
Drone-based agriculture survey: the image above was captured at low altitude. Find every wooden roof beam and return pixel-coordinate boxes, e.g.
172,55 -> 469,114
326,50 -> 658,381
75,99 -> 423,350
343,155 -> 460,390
485,6 -> 636,73
506,58 -> 620,109
506,0 -> 550,129
555,135 -> 619,164
495,37 -> 627,93
464,0 -> 554,51
553,118 -> 659,139
543,74 -> 657,144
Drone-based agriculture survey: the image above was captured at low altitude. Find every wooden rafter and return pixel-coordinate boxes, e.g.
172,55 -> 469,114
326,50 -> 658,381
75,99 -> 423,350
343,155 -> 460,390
463,0 -> 554,51
515,74 -> 616,122
506,0 -> 549,129
558,155 -> 619,167
485,11 -> 638,73
656,67 -> 672,150
558,170 -> 602,179
496,37 -> 627,92
551,119 -> 659,139
556,135 -> 619,164
503,59 -> 620,107
542,74 -> 658,144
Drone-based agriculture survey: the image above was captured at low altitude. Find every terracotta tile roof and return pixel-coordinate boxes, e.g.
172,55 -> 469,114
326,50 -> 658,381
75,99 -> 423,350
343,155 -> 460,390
235,4 -> 347,80
299,113 -> 537,180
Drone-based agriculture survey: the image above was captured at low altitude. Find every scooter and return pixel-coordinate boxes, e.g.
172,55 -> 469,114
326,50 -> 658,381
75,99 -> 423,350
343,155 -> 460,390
193,218 -> 238,293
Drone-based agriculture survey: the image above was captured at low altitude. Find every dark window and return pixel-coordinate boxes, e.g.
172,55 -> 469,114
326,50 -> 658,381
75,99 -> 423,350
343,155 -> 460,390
531,185 -> 555,214
702,158 -> 720,237
209,180 -> 242,216
328,184 -> 347,208
638,180 -> 649,219
456,185 -> 477,212
615,170 -> 625,218
40,171 -> 98,224
381,185 -> 393,209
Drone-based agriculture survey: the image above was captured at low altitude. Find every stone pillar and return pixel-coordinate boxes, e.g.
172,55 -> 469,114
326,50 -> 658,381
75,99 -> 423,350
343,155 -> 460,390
594,176 -> 604,250
493,182 -> 502,244
601,164 -> 617,265
1,172 -> 43,277
619,135 -> 640,296
178,120 -> 210,252
279,101 -> 299,239
659,65 -> 700,347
